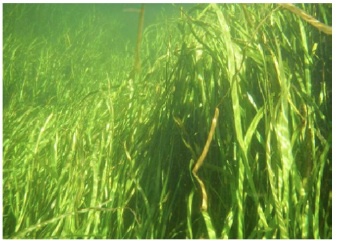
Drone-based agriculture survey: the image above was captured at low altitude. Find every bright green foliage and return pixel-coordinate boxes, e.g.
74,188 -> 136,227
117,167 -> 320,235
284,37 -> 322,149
3,3 -> 331,238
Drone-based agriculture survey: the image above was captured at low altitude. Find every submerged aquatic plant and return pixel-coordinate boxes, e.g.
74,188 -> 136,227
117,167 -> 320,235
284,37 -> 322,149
3,3 -> 331,239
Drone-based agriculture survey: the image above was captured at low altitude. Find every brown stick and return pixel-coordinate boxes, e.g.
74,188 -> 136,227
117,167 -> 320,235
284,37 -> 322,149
133,4 -> 145,77
193,108 -> 219,173
279,3 -> 332,35
192,107 -> 219,211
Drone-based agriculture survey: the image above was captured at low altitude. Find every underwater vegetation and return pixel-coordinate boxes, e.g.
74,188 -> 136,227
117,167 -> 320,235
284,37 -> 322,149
3,3 -> 332,239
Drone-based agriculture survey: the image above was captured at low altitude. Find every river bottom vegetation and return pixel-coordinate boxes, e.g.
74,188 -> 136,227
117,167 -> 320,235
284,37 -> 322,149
3,3 -> 332,238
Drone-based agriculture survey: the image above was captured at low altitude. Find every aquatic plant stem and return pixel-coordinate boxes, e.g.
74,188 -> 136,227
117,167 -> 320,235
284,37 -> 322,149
192,107 -> 219,211
132,4 -> 145,79
279,3 -> 332,35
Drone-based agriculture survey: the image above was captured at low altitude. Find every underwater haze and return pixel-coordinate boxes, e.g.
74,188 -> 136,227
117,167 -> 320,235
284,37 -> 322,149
3,3 -> 332,238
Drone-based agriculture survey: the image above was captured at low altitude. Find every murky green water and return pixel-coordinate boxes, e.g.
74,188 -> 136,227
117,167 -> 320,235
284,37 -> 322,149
3,3 -> 332,239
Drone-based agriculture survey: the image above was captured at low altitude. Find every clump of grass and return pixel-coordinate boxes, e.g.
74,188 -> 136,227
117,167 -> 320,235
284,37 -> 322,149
3,4 -> 138,239
3,3 -> 331,239
133,3 -> 331,238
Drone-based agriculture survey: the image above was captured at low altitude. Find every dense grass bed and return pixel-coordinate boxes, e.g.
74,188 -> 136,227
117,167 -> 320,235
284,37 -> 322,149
3,3 -> 332,238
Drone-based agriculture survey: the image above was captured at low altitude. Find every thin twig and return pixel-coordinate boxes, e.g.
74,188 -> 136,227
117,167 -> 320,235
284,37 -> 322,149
279,3 -> 332,35
192,107 -> 219,211
193,108 -> 219,173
